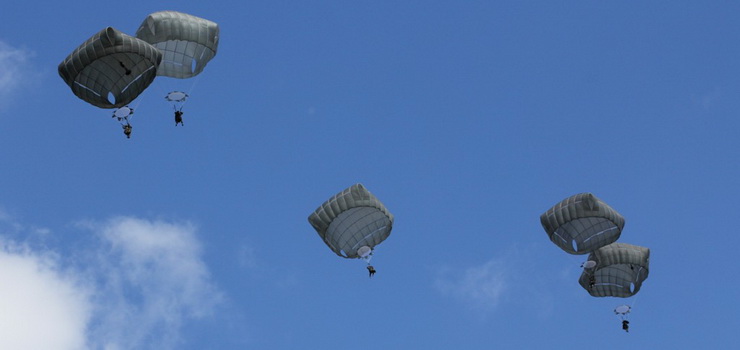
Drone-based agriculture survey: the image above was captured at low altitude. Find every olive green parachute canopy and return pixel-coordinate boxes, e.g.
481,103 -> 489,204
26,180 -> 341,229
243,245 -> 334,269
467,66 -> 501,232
540,193 -> 625,255
308,184 -> 394,259
136,11 -> 219,79
58,27 -> 162,108
578,242 -> 650,298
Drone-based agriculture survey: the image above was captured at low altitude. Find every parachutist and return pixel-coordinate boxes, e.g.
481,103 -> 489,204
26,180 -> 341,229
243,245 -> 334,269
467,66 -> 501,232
122,123 -> 132,139
175,109 -> 184,126
308,184 -> 393,269
588,275 -> 596,289
622,320 -> 629,333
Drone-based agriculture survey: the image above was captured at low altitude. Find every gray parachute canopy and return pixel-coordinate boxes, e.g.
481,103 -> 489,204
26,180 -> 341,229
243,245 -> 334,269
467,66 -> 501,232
136,11 -> 219,79
540,193 -> 624,255
58,27 -> 162,108
308,184 -> 394,259
578,242 -> 650,298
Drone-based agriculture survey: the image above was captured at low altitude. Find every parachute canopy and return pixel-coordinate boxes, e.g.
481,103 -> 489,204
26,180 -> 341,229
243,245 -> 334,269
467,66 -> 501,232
165,91 -> 189,102
58,27 -> 162,108
578,242 -> 650,298
614,305 -> 631,316
540,193 -> 625,255
112,106 -> 134,121
308,184 -> 394,259
136,11 -> 219,79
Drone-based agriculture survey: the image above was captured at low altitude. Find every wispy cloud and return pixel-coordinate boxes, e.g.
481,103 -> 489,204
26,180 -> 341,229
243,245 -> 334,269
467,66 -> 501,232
691,89 -> 721,110
435,258 -> 509,311
85,217 -> 223,350
0,215 -> 222,350
0,40 -> 35,106
434,245 -> 561,319
237,243 -> 257,269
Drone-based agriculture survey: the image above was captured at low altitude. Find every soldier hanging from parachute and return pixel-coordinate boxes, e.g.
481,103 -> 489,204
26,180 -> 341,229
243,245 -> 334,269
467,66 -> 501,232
136,11 -> 219,127
309,184 -> 394,278
541,193 -> 650,333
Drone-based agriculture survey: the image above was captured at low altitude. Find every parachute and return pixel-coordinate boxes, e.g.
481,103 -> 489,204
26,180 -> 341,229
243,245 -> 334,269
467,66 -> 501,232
540,193 -> 624,254
540,193 -> 649,330
112,106 -> 134,121
136,11 -> 219,119
112,106 -> 135,127
58,27 -> 162,108
165,90 -> 189,115
308,184 -> 394,259
135,11 -> 219,79
615,304 -> 632,332
578,242 -> 650,298
165,91 -> 189,103
614,305 -> 631,320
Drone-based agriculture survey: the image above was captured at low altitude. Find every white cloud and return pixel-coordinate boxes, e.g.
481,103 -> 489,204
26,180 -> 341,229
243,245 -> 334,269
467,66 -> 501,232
0,240 -> 91,350
435,258 -> 509,310
0,207 -> 24,233
0,215 -> 222,350
434,244 -> 570,320
0,40 -> 34,105
85,217 -> 223,350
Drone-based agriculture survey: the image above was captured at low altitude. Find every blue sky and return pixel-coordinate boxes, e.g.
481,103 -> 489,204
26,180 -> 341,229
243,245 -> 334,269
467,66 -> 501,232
1,1 -> 739,349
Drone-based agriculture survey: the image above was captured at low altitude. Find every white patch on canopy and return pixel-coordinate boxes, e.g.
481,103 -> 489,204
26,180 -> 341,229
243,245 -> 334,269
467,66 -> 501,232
581,260 -> 597,269
357,246 -> 372,258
